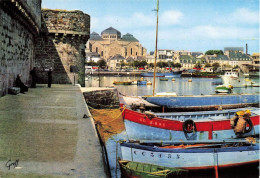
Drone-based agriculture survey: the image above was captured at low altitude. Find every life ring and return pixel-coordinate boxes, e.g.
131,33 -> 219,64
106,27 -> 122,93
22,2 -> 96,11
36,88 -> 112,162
183,119 -> 196,133
244,118 -> 253,133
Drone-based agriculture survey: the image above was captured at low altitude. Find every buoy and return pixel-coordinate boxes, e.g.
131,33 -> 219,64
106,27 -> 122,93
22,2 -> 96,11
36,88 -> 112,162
172,78 -> 175,81
188,79 -> 192,82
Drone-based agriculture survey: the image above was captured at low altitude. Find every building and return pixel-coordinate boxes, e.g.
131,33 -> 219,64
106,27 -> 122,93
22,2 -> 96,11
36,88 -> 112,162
107,54 -> 126,70
86,52 -> 101,63
224,47 -> 244,56
251,53 -> 259,70
86,27 -> 147,62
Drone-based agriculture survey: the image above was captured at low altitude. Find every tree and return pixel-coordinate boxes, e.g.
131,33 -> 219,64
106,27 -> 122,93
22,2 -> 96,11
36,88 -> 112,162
204,63 -> 211,67
97,59 -> 107,68
86,61 -> 97,66
205,50 -> 224,55
194,62 -> 202,69
212,62 -> 220,72
174,63 -> 182,68
148,63 -> 154,68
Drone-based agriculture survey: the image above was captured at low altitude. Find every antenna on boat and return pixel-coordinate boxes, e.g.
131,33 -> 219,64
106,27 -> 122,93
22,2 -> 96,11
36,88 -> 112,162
153,0 -> 159,96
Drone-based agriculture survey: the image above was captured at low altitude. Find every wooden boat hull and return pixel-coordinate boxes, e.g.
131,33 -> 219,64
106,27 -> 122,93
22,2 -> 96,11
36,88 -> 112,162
120,142 -> 259,170
143,94 -> 259,111
119,160 -> 188,178
113,81 -> 132,85
122,108 -> 260,140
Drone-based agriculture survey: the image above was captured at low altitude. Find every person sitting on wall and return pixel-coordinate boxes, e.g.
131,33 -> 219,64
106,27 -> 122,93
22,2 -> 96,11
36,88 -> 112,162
15,74 -> 28,93
30,67 -> 37,88
48,67 -> 53,88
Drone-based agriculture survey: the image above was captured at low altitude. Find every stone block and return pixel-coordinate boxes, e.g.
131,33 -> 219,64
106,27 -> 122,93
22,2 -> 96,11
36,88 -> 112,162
8,87 -> 20,95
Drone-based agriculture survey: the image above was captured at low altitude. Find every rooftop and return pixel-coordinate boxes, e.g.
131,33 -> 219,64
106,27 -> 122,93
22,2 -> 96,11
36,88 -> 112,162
121,33 -> 139,42
101,27 -> 121,37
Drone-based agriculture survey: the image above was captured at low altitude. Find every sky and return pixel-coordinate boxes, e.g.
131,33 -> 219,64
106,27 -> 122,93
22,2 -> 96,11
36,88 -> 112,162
42,0 -> 259,54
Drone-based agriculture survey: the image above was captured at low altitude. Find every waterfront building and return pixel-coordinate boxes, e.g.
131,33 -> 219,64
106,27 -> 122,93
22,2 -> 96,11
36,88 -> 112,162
251,53 -> 259,70
86,27 -> 147,62
107,54 -> 126,70
86,52 -> 101,63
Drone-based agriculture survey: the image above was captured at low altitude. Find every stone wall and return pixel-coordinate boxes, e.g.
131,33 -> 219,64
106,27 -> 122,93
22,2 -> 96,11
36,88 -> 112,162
35,9 -> 90,86
0,0 -> 41,96
83,88 -> 119,109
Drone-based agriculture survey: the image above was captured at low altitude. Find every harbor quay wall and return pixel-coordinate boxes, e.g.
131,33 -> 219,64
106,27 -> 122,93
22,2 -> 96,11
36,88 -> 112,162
0,0 -> 41,96
82,87 -> 119,109
35,9 -> 90,86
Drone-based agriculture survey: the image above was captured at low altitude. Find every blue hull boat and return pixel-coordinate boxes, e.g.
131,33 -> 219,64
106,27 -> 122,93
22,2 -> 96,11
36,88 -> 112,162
141,71 -> 182,78
120,141 -> 259,170
143,93 -> 259,111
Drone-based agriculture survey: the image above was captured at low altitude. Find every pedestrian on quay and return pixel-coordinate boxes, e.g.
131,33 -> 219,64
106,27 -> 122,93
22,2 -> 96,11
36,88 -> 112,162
48,67 -> 52,88
15,74 -> 28,93
30,67 -> 37,88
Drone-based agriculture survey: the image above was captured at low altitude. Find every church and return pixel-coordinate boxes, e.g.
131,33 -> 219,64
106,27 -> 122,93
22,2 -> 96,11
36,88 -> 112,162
86,27 -> 147,61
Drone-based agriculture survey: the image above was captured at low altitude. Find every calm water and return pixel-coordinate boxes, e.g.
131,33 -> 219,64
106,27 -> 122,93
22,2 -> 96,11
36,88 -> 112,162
86,75 -> 259,178
85,75 -> 259,96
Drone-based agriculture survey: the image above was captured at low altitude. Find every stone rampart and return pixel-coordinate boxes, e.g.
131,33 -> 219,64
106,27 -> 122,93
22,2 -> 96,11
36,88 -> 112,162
35,9 -> 90,86
0,0 -> 41,96
83,88 -> 119,109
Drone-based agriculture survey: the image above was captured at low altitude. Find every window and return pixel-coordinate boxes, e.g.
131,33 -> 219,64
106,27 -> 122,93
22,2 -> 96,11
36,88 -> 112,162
131,48 -> 133,55
96,47 -> 98,53
101,51 -> 103,56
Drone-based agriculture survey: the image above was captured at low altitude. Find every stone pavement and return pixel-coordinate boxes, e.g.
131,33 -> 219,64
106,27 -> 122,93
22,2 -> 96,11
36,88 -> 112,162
0,84 -> 107,177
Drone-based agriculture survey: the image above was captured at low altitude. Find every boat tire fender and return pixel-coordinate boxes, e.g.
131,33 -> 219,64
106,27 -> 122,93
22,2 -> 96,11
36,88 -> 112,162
183,119 -> 197,133
244,118 -> 253,133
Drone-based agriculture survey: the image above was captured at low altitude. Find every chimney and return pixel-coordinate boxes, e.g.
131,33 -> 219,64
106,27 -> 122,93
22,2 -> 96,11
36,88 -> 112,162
246,43 -> 248,55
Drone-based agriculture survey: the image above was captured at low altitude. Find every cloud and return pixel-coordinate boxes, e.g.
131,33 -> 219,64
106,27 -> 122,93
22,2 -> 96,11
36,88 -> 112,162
90,10 -> 184,32
160,10 -> 183,26
216,8 -> 259,25
231,8 -> 259,24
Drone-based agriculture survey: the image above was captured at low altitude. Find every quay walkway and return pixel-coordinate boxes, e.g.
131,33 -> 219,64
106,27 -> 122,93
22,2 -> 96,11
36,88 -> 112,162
0,84 -> 107,177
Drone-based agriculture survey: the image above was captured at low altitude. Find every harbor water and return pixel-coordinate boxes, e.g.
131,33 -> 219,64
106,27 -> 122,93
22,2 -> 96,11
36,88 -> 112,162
86,75 -> 259,178
85,75 -> 259,96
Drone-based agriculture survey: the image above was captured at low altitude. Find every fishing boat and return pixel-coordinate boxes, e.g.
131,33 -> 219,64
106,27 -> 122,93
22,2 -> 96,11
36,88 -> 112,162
222,71 -> 239,79
215,85 -> 233,93
122,107 -> 259,140
119,160 -> 188,178
113,81 -> 132,85
142,93 -> 259,111
120,140 -> 259,171
164,71 -> 182,78
141,72 -> 165,77
160,78 -> 168,81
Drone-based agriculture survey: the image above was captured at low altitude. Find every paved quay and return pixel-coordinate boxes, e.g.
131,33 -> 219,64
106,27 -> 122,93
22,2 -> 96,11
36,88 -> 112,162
0,84 -> 107,178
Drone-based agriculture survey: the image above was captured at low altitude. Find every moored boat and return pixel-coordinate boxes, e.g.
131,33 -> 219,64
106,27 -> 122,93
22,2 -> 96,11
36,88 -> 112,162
215,85 -> 233,93
113,81 -> 132,85
141,72 -> 165,77
122,107 -> 259,140
120,140 -> 259,170
160,78 -> 168,81
119,160 -> 188,178
143,93 -> 259,111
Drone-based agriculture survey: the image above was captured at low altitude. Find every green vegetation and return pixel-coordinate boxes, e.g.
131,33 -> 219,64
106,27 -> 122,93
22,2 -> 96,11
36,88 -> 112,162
212,62 -> 220,72
204,63 -> 211,67
205,50 -> 224,55
97,59 -> 107,68
86,61 -> 97,66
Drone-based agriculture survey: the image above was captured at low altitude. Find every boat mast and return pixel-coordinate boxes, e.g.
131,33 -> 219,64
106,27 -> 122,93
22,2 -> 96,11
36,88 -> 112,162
153,0 -> 159,96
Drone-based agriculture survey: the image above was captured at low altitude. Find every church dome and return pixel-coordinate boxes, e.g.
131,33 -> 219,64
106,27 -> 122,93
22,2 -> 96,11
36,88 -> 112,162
101,27 -> 121,38
89,32 -> 103,40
